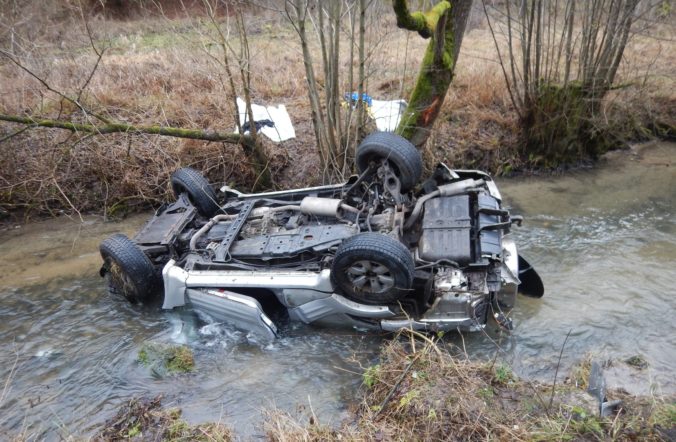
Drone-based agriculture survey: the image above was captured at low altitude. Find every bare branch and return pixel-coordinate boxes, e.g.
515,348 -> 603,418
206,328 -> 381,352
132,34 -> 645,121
0,48 -> 111,125
0,125 -> 31,144
0,113 -> 248,144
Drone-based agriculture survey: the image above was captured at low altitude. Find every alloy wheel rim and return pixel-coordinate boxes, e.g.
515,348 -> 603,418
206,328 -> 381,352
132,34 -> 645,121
346,260 -> 395,293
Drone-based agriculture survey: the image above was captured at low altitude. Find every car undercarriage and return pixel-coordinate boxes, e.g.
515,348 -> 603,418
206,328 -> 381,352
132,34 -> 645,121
100,132 -> 543,339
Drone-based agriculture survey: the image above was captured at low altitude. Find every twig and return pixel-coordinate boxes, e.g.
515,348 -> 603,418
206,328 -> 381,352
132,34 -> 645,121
374,352 -> 421,418
401,328 -> 443,357
0,125 -> 31,143
1,345 -> 19,405
489,334 -> 501,372
76,47 -> 106,104
548,329 -> 573,411
52,178 -> 84,223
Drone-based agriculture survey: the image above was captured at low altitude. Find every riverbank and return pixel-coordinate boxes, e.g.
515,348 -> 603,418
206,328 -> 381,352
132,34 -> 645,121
91,339 -> 674,441
6,338 -> 675,440
1,4 -> 673,220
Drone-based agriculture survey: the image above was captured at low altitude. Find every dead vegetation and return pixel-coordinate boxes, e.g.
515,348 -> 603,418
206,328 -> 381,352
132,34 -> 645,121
97,396 -> 233,441
0,1 -> 673,220
264,338 -> 676,441
28,330 -> 654,441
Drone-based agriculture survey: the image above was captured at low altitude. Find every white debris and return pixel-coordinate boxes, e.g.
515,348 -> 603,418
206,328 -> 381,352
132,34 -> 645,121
369,99 -> 407,132
235,97 -> 296,142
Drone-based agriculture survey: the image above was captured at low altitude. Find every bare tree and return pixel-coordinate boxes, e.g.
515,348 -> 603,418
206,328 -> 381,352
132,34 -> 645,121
284,0 -> 369,181
199,0 -> 272,188
484,0 -> 643,166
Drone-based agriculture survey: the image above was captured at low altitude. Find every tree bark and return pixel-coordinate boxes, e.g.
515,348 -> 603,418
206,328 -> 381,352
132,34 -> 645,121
393,0 -> 473,148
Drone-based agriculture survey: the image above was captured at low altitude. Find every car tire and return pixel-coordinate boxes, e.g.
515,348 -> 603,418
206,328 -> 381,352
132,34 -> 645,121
331,233 -> 415,305
356,132 -> 423,192
100,234 -> 159,302
170,167 -> 219,217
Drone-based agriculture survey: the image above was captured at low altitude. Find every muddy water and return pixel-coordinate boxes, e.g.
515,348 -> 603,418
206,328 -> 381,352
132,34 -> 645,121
0,142 -> 674,438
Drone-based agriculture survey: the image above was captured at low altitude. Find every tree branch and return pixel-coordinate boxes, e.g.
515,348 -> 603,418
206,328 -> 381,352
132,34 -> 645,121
393,0 -> 451,38
0,114 -> 249,145
0,125 -> 31,143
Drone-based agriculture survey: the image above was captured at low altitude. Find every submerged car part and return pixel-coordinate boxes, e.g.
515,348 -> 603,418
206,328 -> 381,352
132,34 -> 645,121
517,255 -> 545,298
187,288 -> 278,340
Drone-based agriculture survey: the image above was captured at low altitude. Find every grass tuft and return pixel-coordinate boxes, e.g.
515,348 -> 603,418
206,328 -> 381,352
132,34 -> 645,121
138,342 -> 194,375
98,396 -> 232,441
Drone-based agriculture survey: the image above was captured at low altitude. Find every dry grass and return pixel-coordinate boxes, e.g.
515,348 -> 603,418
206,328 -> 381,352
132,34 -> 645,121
0,4 -> 673,219
264,337 -> 675,441
97,396 -> 233,441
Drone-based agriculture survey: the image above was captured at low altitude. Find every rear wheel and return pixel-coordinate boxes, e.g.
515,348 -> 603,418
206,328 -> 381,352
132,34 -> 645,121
171,167 -> 219,217
356,132 -> 423,192
331,233 -> 415,305
100,234 -> 159,302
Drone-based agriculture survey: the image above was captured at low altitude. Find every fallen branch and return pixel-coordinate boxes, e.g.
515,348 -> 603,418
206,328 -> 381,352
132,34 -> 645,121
0,113 -> 247,144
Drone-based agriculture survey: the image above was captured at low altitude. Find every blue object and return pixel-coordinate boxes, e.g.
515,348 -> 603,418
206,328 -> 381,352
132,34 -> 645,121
344,92 -> 372,107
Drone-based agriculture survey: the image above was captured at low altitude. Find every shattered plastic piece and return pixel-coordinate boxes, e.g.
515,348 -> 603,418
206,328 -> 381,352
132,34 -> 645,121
344,92 -> 373,107
587,359 -> 623,417
342,92 -> 407,132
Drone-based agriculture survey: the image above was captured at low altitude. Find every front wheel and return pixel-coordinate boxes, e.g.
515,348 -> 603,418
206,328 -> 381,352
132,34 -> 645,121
356,132 -> 423,192
100,234 -> 159,302
170,167 -> 219,217
331,233 -> 415,305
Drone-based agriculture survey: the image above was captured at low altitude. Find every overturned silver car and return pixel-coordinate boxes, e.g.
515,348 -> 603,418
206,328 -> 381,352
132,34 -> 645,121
100,132 -> 543,339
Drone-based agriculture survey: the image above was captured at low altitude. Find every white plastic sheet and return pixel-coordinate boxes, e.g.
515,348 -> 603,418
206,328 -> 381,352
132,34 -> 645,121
235,97 -> 296,142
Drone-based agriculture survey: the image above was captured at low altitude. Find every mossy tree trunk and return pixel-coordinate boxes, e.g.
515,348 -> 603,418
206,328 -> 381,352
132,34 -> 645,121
393,0 -> 473,148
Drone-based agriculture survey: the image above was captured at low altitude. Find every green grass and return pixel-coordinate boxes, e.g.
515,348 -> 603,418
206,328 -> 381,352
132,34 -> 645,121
138,342 -> 195,374
362,364 -> 380,389
651,402 -> 676,428
493,363 -> 514,385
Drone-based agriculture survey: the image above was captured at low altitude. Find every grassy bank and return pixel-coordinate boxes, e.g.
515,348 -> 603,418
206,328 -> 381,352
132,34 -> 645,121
90,338 -> 674,441
264,339 -> 674,441
0,4 -> 673,220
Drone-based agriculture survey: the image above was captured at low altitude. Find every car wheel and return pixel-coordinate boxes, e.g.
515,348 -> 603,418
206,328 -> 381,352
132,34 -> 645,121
100,234 -> 159,302
331,233 -> 415,305
170,167 -> 219,217
356,132 -> 423,192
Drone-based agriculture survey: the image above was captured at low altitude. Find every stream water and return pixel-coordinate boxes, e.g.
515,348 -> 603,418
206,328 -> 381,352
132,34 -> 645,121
0,142 -> 673,439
